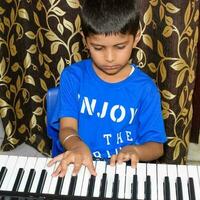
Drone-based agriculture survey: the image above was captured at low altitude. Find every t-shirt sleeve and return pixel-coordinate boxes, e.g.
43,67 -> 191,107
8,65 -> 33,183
51,68 -> 79,130
136,83 -> 167,144
58,69 -> 79,119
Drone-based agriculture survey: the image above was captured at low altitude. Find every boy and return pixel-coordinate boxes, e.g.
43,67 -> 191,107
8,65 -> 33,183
48,0 -> 167,177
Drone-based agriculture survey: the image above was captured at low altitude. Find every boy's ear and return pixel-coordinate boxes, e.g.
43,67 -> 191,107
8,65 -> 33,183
133,31 -> 141,48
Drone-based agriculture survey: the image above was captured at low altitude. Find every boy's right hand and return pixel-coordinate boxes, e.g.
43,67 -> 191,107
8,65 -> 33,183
48,141 -> 96,177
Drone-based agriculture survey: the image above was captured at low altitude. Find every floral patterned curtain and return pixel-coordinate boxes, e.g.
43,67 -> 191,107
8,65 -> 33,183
0,0 -> 199,164
136,0 -> 199,164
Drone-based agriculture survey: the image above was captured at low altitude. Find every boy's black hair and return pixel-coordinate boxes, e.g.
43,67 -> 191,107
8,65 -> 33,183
81,0 -> 140,37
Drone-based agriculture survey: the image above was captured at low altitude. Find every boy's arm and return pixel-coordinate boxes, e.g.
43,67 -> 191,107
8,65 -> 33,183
48,117 -> 96,176
110,142 -> 164,167
59,117 -> 81,149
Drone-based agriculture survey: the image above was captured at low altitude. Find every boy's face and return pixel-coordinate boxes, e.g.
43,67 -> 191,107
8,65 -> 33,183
86,33 -> 140,81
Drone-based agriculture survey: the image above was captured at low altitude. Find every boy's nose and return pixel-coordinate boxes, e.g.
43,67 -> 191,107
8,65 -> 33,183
105,50 -> 114,62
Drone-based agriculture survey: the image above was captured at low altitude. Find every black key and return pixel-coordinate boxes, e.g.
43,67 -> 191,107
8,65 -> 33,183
163,176 -> 170,200
131,174 -> 138,200
99,173 -> 107,198
55,177 -> 64,195
112,174 -> 119,199
12,168 -> 25,192
87,175 -> 96,197
0,167 -> 7,188
176,177 -> 183,200
188,177 -> 196,200
68,175 -> 77,196
24,169 -> 36,192
145,175 -> 151,200
36,169 -> 47,193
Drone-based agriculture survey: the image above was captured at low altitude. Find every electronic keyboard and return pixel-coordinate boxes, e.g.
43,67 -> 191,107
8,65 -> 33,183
0,155 -> 199,200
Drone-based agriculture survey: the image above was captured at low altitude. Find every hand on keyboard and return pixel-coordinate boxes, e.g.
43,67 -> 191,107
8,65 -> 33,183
110,145 -> 139,168
47,141 -> 97,177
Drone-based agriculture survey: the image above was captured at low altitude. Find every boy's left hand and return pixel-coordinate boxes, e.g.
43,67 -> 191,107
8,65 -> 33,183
110,145 -> 139,168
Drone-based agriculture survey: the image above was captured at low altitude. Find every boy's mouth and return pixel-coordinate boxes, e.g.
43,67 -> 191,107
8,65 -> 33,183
103,65 -> 119,70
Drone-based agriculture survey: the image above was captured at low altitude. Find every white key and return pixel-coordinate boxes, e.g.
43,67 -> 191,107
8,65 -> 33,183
42,158 -> 56,194
18,157 -> 37,192
116,162 -> 126,199
157,164 -> 167,200
30,157 -> 47,193
0,156 -> 18,190
74,165 -> 85,196
0,155 -> 9,168
93,161 -> 106,197
177,165 -> 189,200
198,166 -> 200,192
167,164 -> 177,200
80,166 -> 91,196
136,163 -> 146,200
147,163 -> 157,200
105,164 -> 115,198
187,165 -> 200,200
48,162 -> 60,194
81,161 -> 96,196
125,165 -> 136,199
198,165 -> 200,181
6,156 -> 27,191
61,164 -> 74,195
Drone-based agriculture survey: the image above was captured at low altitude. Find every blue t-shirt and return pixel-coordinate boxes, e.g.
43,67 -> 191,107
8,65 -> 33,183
52,59 -> 166,159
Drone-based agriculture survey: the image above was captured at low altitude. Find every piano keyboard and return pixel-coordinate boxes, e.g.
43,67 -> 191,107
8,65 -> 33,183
0,155 -> 199,200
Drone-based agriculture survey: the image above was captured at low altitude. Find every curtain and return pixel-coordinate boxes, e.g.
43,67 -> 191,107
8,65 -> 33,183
0,0 -> 87,155
136,0 -> 199,164
0,0 -> 199,164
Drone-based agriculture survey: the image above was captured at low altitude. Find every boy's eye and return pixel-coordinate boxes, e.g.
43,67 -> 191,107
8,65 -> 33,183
116,45 -> 125,49
93,46 -> 103,51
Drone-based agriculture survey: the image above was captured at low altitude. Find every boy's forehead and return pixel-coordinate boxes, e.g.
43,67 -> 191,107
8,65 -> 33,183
86,33 -> 134,44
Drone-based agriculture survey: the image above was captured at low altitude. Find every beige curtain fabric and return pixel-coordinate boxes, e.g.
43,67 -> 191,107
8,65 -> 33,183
0,0 -> 199,164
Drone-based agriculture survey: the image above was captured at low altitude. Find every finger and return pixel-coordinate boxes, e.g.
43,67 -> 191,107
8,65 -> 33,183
48,154 -> 64,167
51,153 -> 71,177
130,154 -> 139,168
59,160 -> 69,177
72,162 -> 82,176
86,161 -> 97,176
110,155 -> 117,166
59,152 -> 76,177
117,153 -> 129,164
52,164 -> 62,177
116,153 -> 125,164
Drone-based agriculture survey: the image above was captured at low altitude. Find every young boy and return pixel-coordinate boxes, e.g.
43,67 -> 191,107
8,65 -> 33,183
48,0 -> 167,177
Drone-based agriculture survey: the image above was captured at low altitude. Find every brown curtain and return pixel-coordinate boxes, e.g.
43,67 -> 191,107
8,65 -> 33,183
0,0 -> 87,156
136,1 -> 199,164
0,0 -> 199,164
